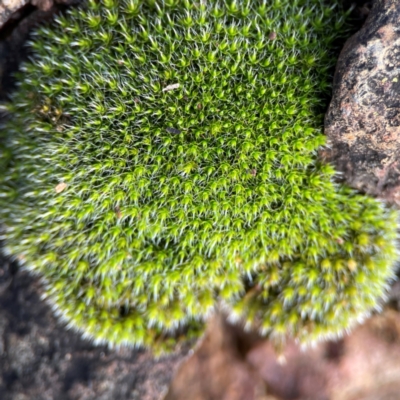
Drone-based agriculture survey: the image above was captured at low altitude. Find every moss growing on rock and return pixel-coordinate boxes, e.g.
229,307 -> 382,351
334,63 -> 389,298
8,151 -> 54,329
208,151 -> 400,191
0,0 -> 398,349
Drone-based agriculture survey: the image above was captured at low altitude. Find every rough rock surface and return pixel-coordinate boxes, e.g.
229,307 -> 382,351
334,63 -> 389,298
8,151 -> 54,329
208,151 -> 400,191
165,315 -> 269,400
0,0 -> 30,29
0,0 -> 81,29
166,307 -> 400,400
324,0 -> 400,203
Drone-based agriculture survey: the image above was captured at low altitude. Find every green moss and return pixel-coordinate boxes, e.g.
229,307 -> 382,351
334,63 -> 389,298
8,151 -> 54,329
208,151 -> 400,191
0,0 -> 398,349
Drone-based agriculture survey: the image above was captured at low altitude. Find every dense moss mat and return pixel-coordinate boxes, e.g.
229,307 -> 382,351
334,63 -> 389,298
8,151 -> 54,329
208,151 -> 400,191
0,0 -> 398,349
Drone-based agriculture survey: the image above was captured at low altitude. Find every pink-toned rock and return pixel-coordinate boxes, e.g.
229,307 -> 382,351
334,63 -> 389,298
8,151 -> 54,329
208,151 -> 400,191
164,315 -> 268,400
166,309 -> 400,400
31,0 -> 53,11
324,0 -> 400,204
247,310 -> 400,400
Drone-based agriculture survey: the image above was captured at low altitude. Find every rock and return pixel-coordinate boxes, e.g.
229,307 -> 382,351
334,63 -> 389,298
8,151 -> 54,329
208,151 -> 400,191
0,0 -> 29,29
164,315 -> 268,400
0,315 -> 7,356
166,308 -> 400,400
0,259 -> 12,295
0,0 -> 82,30
8,334 -> 36,376
31,0 -> 53,12
0,6 -> 56,101
246,309 -> 400,400
324,0 -> 400,204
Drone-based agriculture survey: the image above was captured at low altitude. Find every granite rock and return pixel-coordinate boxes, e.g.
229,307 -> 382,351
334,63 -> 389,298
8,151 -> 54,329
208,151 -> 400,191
0,0 -> 29,29
324,0 -> 400,203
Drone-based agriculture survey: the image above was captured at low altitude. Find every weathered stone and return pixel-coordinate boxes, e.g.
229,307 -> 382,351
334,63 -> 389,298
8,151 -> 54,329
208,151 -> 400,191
324,0 -> 400,204
0,0 -> 29,29
0,0 -> 81,30
165,308 -> 400,400
164,315 -> 268,400
31,0 -> 53,11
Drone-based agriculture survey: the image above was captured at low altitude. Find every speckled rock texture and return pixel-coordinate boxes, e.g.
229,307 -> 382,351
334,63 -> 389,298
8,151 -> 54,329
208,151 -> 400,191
0,0 -> 29,29
0,0 -> 80,29
324,0 -> 400,203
